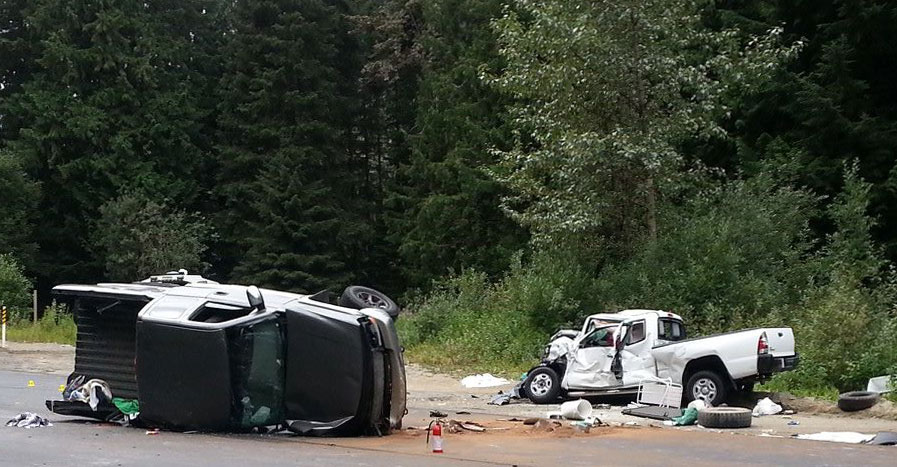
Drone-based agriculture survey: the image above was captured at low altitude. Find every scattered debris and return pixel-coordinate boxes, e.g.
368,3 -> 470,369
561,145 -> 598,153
867,375 -> 894,394
697,407 -> 752,429
837,391 -> 879,412
6,412 -> 52,428
145,429 -> 160,436
869,431 -> 897,446
429,410 -> 448,418
460,421 -> 485,433
687,399 -> 708,411
752,397 -> 783,417
112,398 -> 139,416
593,403 -> 611,410
455,411 -> 470,415
623,421 -> 639,426
461,374 -> 511,388
782,409 -> 795,415
64,376 -> 113,411
787,420 -> 800,426
670,407 -> 699,426
622,406 -> 683,420
560,399 -> 593,420
795,432 -> 875,444
523,417 -> 542,425
488,393 -> 511,406
571,421 -> 591,433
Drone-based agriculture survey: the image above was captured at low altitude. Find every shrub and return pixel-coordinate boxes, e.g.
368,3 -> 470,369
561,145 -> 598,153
0,254 -> 32,321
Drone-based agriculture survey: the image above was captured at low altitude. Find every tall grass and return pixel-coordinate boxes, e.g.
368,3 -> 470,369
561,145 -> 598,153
6,303 -> 76,345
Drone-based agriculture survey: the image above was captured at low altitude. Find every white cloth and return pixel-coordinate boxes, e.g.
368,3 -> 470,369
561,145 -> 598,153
460,373 -> 511,388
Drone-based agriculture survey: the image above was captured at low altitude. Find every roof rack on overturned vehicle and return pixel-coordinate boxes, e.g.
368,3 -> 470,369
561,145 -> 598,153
139,269 -> 219,286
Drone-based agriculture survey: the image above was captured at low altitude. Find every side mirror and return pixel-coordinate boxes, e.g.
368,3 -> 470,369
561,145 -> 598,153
246,285 -> 265,312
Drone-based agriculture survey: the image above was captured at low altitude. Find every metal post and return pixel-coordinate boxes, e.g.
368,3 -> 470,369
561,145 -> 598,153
33,290 -> 37,324
2,305 -> 7,348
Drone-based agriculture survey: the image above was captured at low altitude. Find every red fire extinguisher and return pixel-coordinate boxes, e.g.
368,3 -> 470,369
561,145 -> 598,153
427,420 -> 444,453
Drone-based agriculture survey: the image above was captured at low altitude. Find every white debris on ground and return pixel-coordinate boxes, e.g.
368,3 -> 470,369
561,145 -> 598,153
752,397 -> 783,417
867,375 -> 894,394
461,374 -> 511,388
796,432 -> 876,444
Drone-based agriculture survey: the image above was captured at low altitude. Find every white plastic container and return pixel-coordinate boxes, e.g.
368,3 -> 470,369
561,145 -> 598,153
560,399 -> 593,420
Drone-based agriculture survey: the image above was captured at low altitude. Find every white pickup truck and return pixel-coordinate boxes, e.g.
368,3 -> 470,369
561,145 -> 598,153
523,309 -> 798,406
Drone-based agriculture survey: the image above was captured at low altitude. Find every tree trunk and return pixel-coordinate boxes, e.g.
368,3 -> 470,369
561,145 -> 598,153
646,176 -> 657,241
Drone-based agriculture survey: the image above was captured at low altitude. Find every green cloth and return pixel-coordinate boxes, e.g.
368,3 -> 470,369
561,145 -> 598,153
112,397 -> 140,415
672,407 -> 698,426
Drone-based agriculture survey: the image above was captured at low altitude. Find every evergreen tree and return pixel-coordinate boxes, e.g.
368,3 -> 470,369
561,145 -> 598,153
367,0 -> 527,288
6,0 -> 223,283
720,0 -> 897,259
217,0 -> 367,292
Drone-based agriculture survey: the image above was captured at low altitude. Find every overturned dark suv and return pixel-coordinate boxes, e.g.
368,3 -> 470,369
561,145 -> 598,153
47,272 -> 406,436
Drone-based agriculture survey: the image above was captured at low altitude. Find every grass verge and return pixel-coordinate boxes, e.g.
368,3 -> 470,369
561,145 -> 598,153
5,305 -> 76,345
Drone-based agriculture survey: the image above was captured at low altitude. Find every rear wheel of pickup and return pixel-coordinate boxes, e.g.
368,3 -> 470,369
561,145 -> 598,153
525,367 -> 561,404
686,370 -> 728,407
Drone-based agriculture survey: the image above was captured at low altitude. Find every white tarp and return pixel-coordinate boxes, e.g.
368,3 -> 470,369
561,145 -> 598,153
461,373 -> 511,388
796,432 -> 876,444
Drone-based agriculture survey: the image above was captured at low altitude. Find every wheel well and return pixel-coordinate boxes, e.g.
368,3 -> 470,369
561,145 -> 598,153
683,356 -> 735,389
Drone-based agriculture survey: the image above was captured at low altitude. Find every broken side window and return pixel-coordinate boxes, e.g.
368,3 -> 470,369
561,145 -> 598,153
229,316 -> 285,429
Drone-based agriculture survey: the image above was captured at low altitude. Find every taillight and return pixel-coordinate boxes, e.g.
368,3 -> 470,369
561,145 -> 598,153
758,332 -> 769,355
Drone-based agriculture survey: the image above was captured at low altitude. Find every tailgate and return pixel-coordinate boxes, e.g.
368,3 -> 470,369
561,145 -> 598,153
765,328 -> 795,357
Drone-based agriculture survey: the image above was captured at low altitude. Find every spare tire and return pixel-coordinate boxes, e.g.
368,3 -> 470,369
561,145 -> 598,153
339,286 -> 400,319
838,391 -> 879,412
697,407 -> 752,428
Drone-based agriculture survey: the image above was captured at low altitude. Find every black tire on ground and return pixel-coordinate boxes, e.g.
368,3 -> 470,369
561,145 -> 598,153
685,370 -> 729,407
697,407 -> 752,428
338,286 -> 400,319
524,367 -> 561,404
837,391 -> 880,412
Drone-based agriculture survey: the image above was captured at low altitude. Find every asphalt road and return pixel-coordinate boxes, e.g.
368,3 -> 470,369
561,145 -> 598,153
2,370 -> 895,466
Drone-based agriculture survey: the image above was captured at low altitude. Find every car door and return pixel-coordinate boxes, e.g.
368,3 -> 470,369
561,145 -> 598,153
618,320 -> 657,386
563,325 -> 622,389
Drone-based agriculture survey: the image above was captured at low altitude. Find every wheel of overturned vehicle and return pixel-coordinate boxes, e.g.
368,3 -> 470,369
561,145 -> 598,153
686,370 -> 728,407
837,391 -> 879,412
339,286 -> 400,319
697,407 -> 752,428
524,367 -> 561,404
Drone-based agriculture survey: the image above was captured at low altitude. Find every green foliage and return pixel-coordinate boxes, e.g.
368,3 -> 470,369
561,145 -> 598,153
487,0 -> 800,251
398,249 -> 593,372
773,166 -> 897,392
0,150 -> 40,266
6,0 -> 223,281
93,193 -> 211,281
216,0 -> 367,293
0,254 -> 31,319
593,175 -> 816,333
369,0 -> 527,288
7,301 -> 76,345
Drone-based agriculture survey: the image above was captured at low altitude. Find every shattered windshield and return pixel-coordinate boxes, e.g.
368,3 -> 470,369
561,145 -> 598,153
580,326 -> 616,348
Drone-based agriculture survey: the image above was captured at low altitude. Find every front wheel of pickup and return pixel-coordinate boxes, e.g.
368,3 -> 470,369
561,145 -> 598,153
525,367 -> 561,404
686,370 -> 728,407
